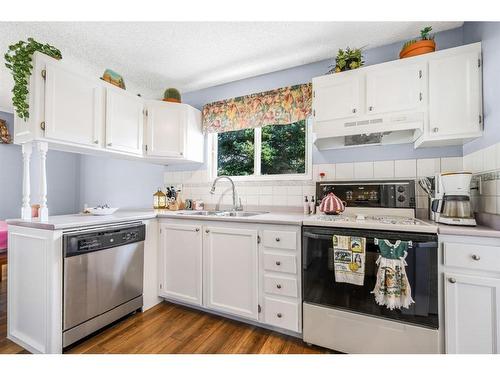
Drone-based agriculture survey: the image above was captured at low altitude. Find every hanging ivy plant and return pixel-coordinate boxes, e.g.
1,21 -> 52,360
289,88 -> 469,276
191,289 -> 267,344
4,38 -> 62,120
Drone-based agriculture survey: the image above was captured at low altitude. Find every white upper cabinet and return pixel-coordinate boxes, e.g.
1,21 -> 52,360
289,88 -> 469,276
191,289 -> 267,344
105,87 -> 144,155
203,226 -> 259,321
426,49 -> 482,139
159,223 -> 203,306
366,62 -> 424,115
313,73 -> 361,122
145,101 -> 204,163
445,272 -> 500,354
312,42 -> 483,149
44,61 -> 104,147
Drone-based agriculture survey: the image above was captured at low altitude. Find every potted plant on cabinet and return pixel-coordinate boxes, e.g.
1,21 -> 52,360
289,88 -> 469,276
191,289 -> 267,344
399,26 -> 436,59
327,47 -> 364,74
4,38 -> 62,120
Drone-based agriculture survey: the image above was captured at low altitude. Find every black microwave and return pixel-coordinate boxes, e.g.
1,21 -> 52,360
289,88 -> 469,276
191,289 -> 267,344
316,180 -> 416,209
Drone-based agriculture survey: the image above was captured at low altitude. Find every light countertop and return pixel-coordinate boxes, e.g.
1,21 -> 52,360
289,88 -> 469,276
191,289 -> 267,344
437,224 -> 500,239
6,209 -> 157,230
6,209 -> 500,238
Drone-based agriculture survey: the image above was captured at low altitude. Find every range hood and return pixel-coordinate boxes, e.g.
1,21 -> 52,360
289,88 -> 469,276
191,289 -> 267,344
313,112 -> 424,150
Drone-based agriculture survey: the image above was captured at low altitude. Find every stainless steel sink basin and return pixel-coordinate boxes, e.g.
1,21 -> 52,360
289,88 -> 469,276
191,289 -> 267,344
177,210 -> 268,217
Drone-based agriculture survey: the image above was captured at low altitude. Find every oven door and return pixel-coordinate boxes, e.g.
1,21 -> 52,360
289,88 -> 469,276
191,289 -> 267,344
302,226 -> 438,329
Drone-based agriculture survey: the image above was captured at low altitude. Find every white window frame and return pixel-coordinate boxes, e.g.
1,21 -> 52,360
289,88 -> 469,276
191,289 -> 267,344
208,118 -> 313,181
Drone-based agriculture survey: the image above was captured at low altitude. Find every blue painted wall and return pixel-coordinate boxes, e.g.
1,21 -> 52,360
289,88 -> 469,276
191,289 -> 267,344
0,111 -> 80,219
178,26 -> 466,170
78,155 -> 165,210
462,22 -> 500,155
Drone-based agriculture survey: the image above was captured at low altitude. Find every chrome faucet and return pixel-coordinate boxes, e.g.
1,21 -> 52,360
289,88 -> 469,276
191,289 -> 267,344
209,176 -> 243,211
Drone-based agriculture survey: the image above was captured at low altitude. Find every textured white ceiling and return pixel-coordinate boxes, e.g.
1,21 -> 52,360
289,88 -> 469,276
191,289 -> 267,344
0,22 -> 463,112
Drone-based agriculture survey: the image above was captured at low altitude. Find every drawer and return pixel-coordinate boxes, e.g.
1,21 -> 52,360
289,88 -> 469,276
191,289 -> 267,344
262,230 -> 297,250
443,242 -> 500,272
264,297 -> 299,332
263,253 -> 297,274
264,275 -> 298,298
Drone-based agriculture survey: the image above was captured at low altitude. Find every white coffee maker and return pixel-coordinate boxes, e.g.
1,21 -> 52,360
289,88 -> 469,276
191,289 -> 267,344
435,172 -> 476,226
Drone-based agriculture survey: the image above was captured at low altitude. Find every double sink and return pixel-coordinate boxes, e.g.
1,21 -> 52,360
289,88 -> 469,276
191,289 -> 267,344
178,210 -> 268,218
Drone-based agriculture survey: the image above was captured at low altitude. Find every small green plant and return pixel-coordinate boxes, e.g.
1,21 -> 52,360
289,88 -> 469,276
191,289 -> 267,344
401,26 -> 435,51
4,38 -> 62,120
420,26 -> 434,40
328,47 -> 364,74
163,88 -> 181,102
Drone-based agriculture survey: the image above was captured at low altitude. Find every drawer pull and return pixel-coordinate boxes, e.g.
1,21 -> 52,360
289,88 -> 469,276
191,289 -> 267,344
448,277 -> 457,284
275,237 -> 280,242
195,228 -> 200,232
275,261 -> 281,266
472,254 -> 481,261
205,229 -> 210,233
276,284 -> 282,289
277,313 -> 282,318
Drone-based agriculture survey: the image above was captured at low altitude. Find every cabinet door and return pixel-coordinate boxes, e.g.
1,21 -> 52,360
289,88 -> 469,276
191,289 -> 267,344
159,223 -> 202,306
313,74 -> 361,122
145,101 -> 185,158
445,272 -> 500,354
203,226 -> 259,320
428,51 -> 482,137
44,62 -> 103,146
105,88 -> 144,155
366,63 -> 423,115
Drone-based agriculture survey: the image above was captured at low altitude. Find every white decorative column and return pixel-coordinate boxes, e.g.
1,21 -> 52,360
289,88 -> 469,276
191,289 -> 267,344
21,142 -> 33,220
37,141 -> 49,222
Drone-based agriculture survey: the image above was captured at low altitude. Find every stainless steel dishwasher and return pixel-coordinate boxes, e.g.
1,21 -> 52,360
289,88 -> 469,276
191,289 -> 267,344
62,223 -> 145,347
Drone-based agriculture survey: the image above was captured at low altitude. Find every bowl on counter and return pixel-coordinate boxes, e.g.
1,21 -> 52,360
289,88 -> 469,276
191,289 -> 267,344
86,207 -> 119,216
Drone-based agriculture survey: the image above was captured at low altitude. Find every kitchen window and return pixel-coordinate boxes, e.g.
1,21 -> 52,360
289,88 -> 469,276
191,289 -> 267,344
209,119 -> 312,181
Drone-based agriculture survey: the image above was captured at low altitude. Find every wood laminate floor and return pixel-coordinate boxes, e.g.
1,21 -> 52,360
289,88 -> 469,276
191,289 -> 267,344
0,277 -> 331,354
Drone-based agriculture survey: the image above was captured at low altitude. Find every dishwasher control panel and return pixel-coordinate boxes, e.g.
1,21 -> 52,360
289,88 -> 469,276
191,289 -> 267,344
64,224 -> 146,257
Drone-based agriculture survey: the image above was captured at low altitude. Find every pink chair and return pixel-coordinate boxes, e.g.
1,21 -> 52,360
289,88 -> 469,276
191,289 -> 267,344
0,221 -> 7,281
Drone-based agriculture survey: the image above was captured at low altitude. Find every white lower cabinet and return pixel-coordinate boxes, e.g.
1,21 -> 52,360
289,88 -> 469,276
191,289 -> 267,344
203,226 -> 259,320
158,219 -> 302,334
444,272 -> 500,354
159,223 -> 203,306
441,235 -> 500,354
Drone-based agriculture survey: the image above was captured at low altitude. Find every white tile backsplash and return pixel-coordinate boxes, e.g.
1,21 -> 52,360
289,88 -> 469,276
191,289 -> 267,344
394,159 -> 416,178
373,160 -> 394,179
483,145 -> 497,172
440,157 -> 463,173
417,158 -> 440,177
354,162 -> 374,179
335,163 -> 354,180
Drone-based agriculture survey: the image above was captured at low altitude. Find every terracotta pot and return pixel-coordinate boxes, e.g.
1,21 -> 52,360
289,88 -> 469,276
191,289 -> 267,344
163,98 -> 181,103
399,40 -> 436,59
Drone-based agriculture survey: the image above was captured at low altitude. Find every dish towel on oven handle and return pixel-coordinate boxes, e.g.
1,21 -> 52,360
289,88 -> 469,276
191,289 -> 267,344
332,235 -> 366,286
372,239 -> 415,310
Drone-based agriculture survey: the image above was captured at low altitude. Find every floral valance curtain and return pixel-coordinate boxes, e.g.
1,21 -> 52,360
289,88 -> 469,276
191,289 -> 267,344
202,83 -> 312,133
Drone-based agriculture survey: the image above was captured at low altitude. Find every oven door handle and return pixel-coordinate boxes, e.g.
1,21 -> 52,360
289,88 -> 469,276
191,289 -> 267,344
303,232 -> 335,241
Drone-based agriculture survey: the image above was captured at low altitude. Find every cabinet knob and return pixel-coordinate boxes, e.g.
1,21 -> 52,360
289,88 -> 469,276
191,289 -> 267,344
180,152 -> 183,156
275,261 -> 281,266
352,108 -> 357,114
93,140 -> 99,144
195,228 -> 200,232
448,277 -> 457,284
205,229 -> 210,233
368,106 -> 373,111
472,254 -> 481,261
107,142 -> 112,147
276,284 -> 282,289
275,237 -> 280,242
277,313 -> 282,318
432,127 -> 439,133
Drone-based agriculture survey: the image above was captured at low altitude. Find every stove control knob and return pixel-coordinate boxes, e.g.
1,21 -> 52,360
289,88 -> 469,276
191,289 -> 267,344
398,195 -> 406,202
397,186 -> 405,193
